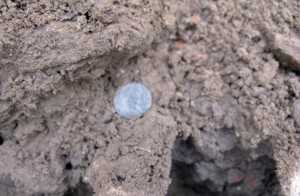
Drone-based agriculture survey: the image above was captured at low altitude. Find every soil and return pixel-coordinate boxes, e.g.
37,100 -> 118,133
0,0 -> 300,196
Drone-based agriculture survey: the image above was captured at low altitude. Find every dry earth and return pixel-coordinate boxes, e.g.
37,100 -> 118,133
0,0 -> 300,196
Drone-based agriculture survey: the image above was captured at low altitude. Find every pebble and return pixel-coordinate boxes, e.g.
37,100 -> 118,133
267,32 -> 300,70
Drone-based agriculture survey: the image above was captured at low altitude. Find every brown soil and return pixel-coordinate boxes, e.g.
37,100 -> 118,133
0,0 -> 300,196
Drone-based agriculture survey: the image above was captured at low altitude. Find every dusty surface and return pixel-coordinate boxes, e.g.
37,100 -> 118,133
0,0 -> 300,196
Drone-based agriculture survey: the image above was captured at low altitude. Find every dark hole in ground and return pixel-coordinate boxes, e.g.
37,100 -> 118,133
166,137 -> 282,196
0,134 -> 4,145
116,175 -> 126,183
65,162 -> 73,170
63,179 -> 94,196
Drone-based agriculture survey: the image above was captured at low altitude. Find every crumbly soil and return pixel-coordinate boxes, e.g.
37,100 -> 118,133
0,0 -> 300,196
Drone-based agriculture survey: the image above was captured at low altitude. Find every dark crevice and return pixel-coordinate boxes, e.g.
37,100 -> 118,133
116,175 -> 126,184
84,11 -> 91,21
272,52 -> 300,76
167,136 -> 282,196
63,179 -> 94,196
0,134 -> 4,145
251,36 -> 261,43
65,162 -> 73,170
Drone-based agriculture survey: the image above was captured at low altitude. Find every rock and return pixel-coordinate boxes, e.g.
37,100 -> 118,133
268,33 -> 300,70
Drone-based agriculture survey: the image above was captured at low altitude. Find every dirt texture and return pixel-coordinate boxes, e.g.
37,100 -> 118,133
0,0 -> 300,196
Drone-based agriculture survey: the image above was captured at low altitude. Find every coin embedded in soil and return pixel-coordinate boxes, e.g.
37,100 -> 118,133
113,83 -> 152,119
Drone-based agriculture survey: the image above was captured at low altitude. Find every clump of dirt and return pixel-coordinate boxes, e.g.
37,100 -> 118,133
0,0 -> 300,195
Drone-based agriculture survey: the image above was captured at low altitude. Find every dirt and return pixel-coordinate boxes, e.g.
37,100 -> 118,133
0,0 -> 300,196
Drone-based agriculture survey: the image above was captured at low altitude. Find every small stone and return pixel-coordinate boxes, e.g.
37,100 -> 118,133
267,32 -> 300,70
227,169 -> 245,184
113,83 -> 152,119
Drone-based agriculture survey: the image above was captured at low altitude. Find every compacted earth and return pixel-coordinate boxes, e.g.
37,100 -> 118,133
0,0 -> 300,195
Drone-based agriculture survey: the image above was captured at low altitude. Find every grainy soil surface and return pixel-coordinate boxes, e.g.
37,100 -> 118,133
0,0 -> 300,196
